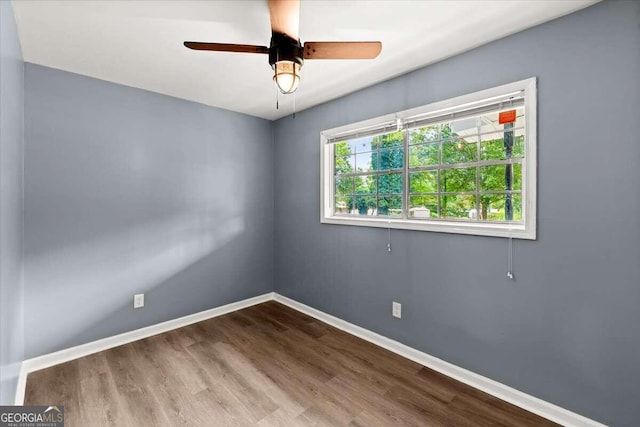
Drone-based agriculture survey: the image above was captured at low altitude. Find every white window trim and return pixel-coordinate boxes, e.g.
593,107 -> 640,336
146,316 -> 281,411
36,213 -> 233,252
320,78 -> 537,240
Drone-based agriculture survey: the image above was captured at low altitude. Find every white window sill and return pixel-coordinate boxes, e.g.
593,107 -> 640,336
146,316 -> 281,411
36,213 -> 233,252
321,215 -> 535,240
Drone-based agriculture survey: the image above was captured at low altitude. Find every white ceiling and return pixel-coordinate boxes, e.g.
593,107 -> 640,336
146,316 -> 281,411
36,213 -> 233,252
13,0 -> 596,120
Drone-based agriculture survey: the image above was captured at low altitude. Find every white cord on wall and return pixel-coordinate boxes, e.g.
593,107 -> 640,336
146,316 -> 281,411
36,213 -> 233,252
387,216 -> 392,253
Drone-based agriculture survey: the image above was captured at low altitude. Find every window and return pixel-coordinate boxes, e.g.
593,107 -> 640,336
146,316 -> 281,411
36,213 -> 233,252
321,78 -> 537,239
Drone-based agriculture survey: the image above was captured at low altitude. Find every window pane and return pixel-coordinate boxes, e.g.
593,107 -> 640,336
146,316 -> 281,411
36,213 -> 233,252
356,174 -> 376,194
513,193 -> 522,221
376,148 -> 404,171
353,137 -> 374,153
355,195 -> 376,216
481,129 -> 525,160
371,131 -> 403,149
335,176 -> 354,195
409,171 -> 437,193
480,164 -> 522,191
503,126 -> 524,159
379,173 -> 403,194
441,123 -> 455,140
513,133 -> 525,158
513,163 -> 522,190
480,165 -> 504,191
334,141 -> 354,156
335,196 -> 353,214
335,155 -> 355,174
409,125 -> 439,144
478,193 -> 522,222
442,137 -> 477,164
441,194 -> 476,220
378,195 -> 403,217
440,167 -> 476,192
480,133 -> 505,160
409,196 -> 438,219
514,110 -> 525,128
355,152 -> 376,172
409,143 -> 439,167
446,117 -> 478,139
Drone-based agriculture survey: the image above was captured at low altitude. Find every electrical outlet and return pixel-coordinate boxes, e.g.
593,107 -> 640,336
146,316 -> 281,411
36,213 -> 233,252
392,301 -> 401,319
134,293 -> 144,309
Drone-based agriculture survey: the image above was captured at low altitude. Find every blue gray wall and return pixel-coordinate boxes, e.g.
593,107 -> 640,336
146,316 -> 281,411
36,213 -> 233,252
273,1 -> 640,425
0,1 -> 24,406
24,64 -> 274,358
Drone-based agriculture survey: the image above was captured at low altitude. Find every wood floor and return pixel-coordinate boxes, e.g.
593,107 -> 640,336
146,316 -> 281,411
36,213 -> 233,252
25,301 -> 556,426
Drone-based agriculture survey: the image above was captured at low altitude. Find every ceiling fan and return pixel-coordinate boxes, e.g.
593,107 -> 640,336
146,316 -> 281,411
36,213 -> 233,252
184,0 -> 382,95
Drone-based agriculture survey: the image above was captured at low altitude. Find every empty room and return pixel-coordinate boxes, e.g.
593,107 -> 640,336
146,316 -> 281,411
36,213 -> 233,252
1,0 -> 638,426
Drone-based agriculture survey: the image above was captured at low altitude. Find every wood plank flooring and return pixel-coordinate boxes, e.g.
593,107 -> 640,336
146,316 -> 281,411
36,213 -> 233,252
25,301 -> 556,426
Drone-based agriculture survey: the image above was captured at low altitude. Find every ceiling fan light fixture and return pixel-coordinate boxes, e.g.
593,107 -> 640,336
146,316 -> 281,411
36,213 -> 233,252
273,60 -> 301,94
184,0 -> 382,101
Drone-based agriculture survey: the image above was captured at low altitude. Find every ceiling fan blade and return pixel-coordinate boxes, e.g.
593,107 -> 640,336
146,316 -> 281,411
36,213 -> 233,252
303,42 -> 382,60
184,42 -> 269,54
269,0 -> 300,40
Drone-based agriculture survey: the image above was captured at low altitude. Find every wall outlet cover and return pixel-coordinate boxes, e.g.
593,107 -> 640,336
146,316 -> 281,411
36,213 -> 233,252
134,293 -> 145,309
392,301 -> 401,318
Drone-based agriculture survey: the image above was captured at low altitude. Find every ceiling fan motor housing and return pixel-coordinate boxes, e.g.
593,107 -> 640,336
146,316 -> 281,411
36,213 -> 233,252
269,32 -> 304,67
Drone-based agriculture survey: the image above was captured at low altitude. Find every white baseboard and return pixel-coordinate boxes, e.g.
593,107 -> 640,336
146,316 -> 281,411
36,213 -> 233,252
15,292 -> 274,404
15,290 -> 604,426
273,293 -> 605,427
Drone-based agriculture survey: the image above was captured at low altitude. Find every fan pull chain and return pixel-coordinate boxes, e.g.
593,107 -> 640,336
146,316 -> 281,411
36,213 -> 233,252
276,87 -> 279,110
507,236 -> 514,280
293,92 -> 296,119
